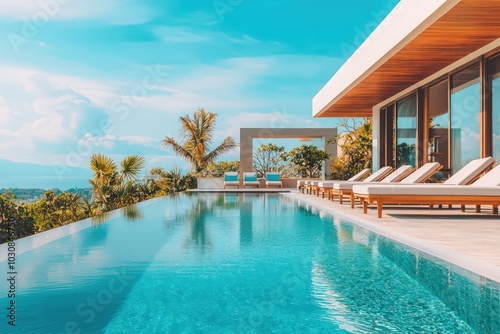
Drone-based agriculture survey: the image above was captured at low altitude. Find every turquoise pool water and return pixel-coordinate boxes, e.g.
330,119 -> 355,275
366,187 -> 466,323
0,193 -> 498,333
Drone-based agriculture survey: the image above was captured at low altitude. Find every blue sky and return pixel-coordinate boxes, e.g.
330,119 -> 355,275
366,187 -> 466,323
0,0 -> 399,174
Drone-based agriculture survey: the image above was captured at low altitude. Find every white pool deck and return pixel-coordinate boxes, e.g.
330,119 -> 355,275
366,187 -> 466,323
285,190 -> 500,284
192,188 -> 500,283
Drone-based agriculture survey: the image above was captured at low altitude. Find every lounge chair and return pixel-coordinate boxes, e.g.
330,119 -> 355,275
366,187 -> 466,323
297,179 -> 307,193
312,168 -> 372,197
303,180 -> 317,194
352,157 -> 498,218
432,156 -> 496,185
243,172 -> 260,188
265,172 -> 282,188
317,167 -> 391,199
334,164 -> 421,207
223,172 -> 239,189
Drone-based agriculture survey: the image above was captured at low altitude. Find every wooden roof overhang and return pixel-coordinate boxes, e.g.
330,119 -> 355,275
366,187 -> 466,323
313,0 -> 500,118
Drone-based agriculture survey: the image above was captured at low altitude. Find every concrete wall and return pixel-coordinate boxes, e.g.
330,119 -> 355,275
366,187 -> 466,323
197,178 -> 224,189
240,128 -> 337,186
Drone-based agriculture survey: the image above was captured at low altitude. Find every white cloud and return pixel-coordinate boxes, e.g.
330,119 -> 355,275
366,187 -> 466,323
79,133 -> 116,150
460,127 -> 480,152
120,136 -> 157,146
0,97 -> 11,125
0,66 -> 112,165
212,110 -> 328,149
0,0 -> 155,24
152,26 -> 207,43
0,52 -> 339,168
78,134 -> 159,149
147,155 -> 184,169
0,128 -> 36,153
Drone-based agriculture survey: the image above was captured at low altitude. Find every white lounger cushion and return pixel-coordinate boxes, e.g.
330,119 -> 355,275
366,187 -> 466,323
398,162 -> 441,184
334,181 -> 370,190
352,184 -> 500,196
363,166 -> 393,182
243,181 -> 260,185
333,163 -> 439,190
317,180 -> 361,188
444,157 -> 495,185
332,165 -> 413,189
317,167 -> 392,189
465,163 -> 500,186
297,180 -> 307,187
317,181 -> 335,188
347,168 -> 371,181
380,165 -> 414,183
224,181 -> 239,186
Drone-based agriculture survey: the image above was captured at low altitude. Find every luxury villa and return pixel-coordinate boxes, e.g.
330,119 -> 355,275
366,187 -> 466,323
2,1 -> 500,333
313,0 -> 500,178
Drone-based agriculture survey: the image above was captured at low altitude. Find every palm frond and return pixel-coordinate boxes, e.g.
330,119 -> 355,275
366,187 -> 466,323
162,136 -> 195,164
120,155 -> 146,182
89,154 -> 116,186
202,137 -> 238,165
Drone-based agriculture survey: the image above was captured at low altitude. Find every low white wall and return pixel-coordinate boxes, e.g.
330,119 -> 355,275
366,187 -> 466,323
197,178 -> 224,189
197,177 -> 320,189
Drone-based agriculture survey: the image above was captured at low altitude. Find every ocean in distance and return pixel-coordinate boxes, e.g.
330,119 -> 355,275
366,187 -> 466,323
0,176 -> 91,191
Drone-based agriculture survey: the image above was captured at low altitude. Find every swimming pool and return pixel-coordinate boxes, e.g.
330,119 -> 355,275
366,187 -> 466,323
0,193 -> 498,333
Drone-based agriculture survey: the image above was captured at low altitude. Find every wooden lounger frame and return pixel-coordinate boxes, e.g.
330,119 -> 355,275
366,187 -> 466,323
337,166 -> 418,207
356,194 -> 500,218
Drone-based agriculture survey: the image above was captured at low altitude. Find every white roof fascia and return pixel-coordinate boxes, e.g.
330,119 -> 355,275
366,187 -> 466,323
312,0 -> 460,117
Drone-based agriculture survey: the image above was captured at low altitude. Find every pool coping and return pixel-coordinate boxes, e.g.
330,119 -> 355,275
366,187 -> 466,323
283,192 -> 500,284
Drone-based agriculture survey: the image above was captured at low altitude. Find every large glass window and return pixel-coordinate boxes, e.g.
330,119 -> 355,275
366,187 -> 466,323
427,80 -> 449,174
450,63 -> 481,174
396,94 -> 417,167
489,56 -> 500,160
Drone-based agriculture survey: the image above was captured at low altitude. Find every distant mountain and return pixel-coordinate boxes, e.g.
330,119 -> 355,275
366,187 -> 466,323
0,159 -> 91,178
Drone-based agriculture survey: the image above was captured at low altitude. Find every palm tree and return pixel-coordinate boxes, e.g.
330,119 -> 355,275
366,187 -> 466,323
162,108 -> 237,176
89,154 -> 117,203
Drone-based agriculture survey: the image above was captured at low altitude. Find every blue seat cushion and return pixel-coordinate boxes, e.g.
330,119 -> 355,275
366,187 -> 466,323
267,173 -> 281,181
244,173 -> 257,181
224,174 -> 238,181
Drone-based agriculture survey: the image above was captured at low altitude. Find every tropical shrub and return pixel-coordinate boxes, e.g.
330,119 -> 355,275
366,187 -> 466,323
0,193 -> 35,243
89,154 -> 152,213
206,160 -> 240,177
149,167 -> 197,193
288,144 -> 330,178
329,118 -> 372,180
253,144 -> 293,177
27,190 -> 89,232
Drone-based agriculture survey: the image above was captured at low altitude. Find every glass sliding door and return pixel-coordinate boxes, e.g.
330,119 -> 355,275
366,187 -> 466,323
450,63 -> 481,174
427,79 -> 450,176
489,56 -> 500,160
379,104 -> 394,168
396,94 -> 417,167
